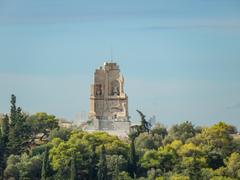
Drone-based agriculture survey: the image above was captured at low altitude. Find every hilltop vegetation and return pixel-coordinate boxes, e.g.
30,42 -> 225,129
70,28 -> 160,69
1,95 -> 240,180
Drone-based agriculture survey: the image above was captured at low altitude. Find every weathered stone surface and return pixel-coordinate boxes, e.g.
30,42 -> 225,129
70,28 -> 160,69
87,62 -> 130,135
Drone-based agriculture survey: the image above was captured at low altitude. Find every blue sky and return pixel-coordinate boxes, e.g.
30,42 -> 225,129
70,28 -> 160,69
0,0 -> 240,128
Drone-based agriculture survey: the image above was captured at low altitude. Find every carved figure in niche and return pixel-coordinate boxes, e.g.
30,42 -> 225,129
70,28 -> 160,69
112,86 -> 119,96
111,80 -> 120,96
95,84 -> 102,96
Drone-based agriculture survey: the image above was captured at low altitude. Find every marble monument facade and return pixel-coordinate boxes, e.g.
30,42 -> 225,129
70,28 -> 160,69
88,62 -> 130,136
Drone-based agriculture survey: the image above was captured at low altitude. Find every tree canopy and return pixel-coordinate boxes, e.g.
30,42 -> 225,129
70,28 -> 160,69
0,95 -> 240,179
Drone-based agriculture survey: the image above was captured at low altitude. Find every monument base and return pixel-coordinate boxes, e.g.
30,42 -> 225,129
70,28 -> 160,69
84,118 -> 131,137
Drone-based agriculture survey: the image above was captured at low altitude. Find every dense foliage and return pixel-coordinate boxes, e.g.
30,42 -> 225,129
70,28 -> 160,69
0,95 -> 240,180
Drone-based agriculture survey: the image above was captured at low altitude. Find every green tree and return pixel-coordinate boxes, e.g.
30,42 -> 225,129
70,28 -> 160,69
0,115 -> 10,179
224,152 -> 240,178
201,168 -> 215,180
164,121 -> 196,144
140,150 -> 159,170
1,115 -> 9,144
26,112 -> 59,146
181,156 -> 206,180
176,142 -> 206,179
130,111 -> 151,140
49,127 -> 71,141
128,139 -> 137,178
151,123 -> 168,139
210,176 -> 234,180
89,145 -> 98,180
147,168 -> 160,180
7,95 -> 30,155
4,155 -> 20,180
89,146 -> 97,179
118,171 -> 133,180
178,143 -> 203,157
4,153 -> 42,180
189,122 -> 237,158
10,94 -> 17,126
141,141 -> 180,174
49,131 -> 128,179
137,110 -> 151,133
41,147 -> 51,180
106,155 -> 127,179
70,156 -> 77,180
135,133 -> 162,154
19,153 -> 42,179
98,145 -> 107,180
206,151 -> 224,170
169,174 -> 190,180
0,129 -> 4,179
112,157 -> 120,180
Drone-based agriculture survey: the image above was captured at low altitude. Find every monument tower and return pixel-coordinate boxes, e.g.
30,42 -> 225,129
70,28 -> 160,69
88,62 -> 130,135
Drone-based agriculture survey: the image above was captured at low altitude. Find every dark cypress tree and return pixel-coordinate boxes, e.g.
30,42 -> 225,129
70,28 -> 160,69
15,107 -> 30,152
0,115 -> 9,180
112,157 -> 120,180
7,126 -> 19,155
1,115 -> 9,143
130,110 -> 151,139
7,95 -> 20,155
7,95 -> 30,155
129,139 -> 137,178
10,94 -> 17,126
89,145 -> 97,180
0,129 -> 4,180
70,156 -> 77,180
136,110 -> 151,133
98,145 -> 107,180
41,147 -> 51,180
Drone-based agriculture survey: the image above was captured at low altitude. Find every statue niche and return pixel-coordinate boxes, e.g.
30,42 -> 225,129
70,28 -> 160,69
111,80 -> 120,96
95,84 -> 102,96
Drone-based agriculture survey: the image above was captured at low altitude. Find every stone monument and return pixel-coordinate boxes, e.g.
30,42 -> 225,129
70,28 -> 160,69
87,62 -> 131,136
